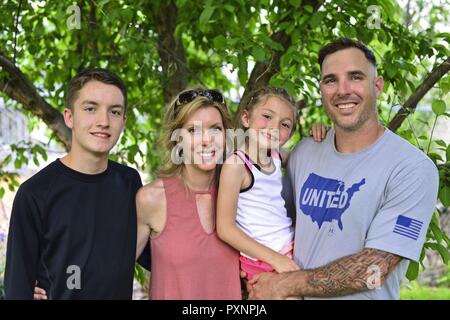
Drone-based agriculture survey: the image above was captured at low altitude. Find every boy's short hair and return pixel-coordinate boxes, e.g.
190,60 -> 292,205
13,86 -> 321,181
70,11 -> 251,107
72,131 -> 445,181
66,68 -> 128,111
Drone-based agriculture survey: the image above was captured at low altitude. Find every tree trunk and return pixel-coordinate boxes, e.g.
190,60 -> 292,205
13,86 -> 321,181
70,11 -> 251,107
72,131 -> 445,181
153,1 -> 188,106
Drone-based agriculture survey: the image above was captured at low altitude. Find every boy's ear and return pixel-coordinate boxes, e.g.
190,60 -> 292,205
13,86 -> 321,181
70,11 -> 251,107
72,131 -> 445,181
63,108 -> 74,129
240,110 -> 251,128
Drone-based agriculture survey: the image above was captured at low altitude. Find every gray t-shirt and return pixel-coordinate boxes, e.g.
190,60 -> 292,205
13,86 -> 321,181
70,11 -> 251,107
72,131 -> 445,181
284,127 -> 439,300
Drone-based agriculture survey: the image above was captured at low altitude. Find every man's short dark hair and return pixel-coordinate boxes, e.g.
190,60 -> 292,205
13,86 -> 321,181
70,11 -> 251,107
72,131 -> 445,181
318,38 -> 377,69
66,68 -> 128,111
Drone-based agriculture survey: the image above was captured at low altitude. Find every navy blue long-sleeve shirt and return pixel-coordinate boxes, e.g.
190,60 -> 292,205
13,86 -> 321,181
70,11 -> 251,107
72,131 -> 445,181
5,159 -> 144,299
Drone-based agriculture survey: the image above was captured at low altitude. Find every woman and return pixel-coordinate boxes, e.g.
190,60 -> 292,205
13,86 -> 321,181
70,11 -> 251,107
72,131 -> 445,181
135,88 -> 242,300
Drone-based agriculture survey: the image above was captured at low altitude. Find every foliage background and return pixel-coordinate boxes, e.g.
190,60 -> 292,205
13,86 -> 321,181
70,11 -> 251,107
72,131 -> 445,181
0,0 -> 449,293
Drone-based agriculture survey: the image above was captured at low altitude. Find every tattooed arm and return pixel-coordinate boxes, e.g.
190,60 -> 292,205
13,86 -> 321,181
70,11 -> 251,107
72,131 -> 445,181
248,248 -> 402,299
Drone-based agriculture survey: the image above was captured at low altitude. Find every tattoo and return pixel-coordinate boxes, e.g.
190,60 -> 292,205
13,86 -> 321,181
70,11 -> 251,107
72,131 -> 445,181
304,248 -> 401,297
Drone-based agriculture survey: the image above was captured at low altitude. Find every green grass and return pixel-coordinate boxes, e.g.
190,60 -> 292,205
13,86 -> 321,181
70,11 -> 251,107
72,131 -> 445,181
401,286 -> 450,300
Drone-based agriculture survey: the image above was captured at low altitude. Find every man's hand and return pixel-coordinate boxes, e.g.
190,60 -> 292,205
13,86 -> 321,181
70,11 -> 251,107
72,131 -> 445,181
247,249 -> 402,299
240,270 -> 248,299
247,272 -> 286,300
34,284 -> 47,300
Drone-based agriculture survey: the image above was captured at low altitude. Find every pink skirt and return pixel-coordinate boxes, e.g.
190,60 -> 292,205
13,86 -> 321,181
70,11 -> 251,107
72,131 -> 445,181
240,241 -> 294,280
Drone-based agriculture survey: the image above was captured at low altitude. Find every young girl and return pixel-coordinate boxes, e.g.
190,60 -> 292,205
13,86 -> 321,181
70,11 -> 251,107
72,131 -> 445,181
135,88 -> 241,300
217,87 -> 324,283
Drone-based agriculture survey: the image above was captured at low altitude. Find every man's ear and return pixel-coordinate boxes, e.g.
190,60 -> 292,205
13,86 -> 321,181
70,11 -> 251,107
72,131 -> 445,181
63,108 -> 74,129
240,110 -> 251,128
374,76 -> 384,98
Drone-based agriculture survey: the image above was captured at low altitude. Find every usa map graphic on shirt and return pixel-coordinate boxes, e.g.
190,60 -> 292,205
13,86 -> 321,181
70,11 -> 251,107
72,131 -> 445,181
299,173 -> 365,230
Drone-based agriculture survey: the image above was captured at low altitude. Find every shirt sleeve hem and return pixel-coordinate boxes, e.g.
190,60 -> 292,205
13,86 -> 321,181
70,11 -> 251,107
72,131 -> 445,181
365,240 -> 421,262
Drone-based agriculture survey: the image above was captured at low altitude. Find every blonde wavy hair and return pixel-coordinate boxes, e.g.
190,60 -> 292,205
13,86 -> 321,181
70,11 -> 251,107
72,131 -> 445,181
158,88 -> 233,181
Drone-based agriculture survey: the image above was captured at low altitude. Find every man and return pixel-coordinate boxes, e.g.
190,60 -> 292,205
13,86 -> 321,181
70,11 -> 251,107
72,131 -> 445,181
248,38 -> 439,300
5,68 -> 149,299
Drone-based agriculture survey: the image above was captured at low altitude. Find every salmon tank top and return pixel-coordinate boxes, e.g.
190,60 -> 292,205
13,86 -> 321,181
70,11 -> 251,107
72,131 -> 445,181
149,175 -> 241,299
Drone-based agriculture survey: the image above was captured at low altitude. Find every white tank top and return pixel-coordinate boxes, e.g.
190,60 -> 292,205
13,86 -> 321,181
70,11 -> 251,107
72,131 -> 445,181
235,150 -> 294,260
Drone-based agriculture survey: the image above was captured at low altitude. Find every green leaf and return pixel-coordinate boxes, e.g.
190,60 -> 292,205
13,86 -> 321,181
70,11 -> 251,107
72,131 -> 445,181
14,158 -> 21,169
435,139 -> 447,148
434,44 -> 450,55
428,152 -> 443,162
121,7 -> 134,21
431,211 -> 440,228
439,186 -> 450,208
213,35 -> 227,49
443,232 -> 450,247
199,6 -> 215,32
0,187 -> 4,198
436,244 -> 449,264
3,154 -> 11,165
127,145 -> 139,164
176,0 -> 188,7
29,44 -> 38,55
406,261 -> 419,281
441,79 -> 450,94
304,5 -> 313,14
289,0 -> 302,8
447,144 -> 450,161
39,148 -> 48,161
384,63 -> 397,78
309,12 -> 325,29
35,22 -> 45,37
238,56 -> 248,85
430,221 -> 443,244
260,35 -> 284,51
252,46 -> 265,62
278,22 -> 291,31
174,22 -> 187,38
432,99 -> 446,116
134,263 -> 147,287
224,4 -> 235,13
98,0 -> 112,6
284,81 -> 297,97
398,129 -> 413,141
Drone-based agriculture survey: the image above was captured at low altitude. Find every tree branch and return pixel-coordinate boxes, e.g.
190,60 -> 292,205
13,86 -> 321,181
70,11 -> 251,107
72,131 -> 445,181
0,53 -> 71,150
388,56 -> 450,132
13,0 -> 24,64
153,1 -> 188,105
